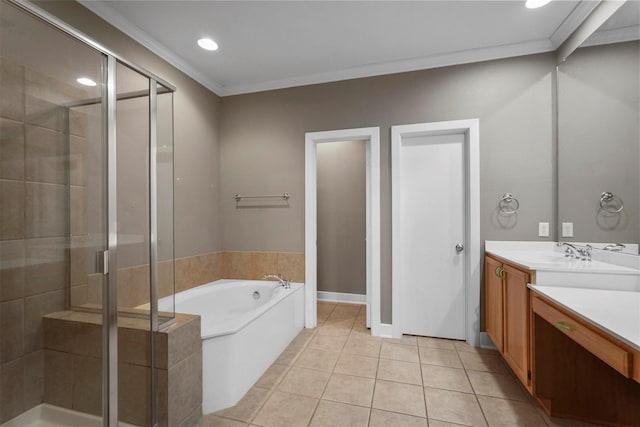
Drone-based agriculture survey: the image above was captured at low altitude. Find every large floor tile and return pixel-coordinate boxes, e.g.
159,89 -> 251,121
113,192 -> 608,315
199,415 -> 249,427
309,400 -> 369,427
424,387 -> 487,427
377,358 -> 422,385
383,335 -> 418,346
322,373 -> 375,407
252,391 -> 318,427
333,353 -> 378,378
274,344 -> 304,366
254,363 -> 289,389
368,409 -> 428,427
458,352 -> 509,374
308,334 -> 347,352
466,370 -> 528,402
294,347 -> 340,372
417,337 -> 457,350
477,395 -> 547,426
421,364 -> 473,393
379,342 -> 420,362
371,380 -> 426,418
277,367 -> 330,398
343,336 -> 381,357
419,348 -> 463,368
214,387 -> 270,423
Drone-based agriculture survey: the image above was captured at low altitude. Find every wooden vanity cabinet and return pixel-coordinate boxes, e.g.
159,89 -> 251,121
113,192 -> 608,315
484,254 -> 533,391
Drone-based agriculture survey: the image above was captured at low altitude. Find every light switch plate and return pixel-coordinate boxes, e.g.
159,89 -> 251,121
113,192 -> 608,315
562,222 -> 574,238
538,222 -> 549,237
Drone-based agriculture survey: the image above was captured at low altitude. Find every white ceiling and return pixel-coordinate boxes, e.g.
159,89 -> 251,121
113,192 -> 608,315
80,0 -> 601,96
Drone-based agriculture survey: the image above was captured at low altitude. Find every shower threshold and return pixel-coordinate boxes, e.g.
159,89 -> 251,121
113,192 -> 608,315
1,404 -> 137,427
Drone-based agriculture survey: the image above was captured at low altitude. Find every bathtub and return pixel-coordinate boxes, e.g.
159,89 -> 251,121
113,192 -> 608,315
159,279 -> 304,413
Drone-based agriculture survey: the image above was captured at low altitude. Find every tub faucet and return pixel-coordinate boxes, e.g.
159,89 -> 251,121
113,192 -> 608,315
263,274 -> 291,289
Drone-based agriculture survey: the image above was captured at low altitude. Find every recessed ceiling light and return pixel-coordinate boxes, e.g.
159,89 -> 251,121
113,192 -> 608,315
77,77 -> 97,87
197,38 -> 218,51
525,0 -> 552,9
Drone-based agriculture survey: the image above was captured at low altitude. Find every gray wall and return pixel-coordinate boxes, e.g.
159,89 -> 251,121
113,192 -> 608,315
220,53 -> 556,323
37,0 -> 223,258
317,140 -> 366,295
558,41 -> 639,245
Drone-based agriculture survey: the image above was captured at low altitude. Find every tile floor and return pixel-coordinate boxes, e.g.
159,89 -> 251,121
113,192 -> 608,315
199,302 -> 599,427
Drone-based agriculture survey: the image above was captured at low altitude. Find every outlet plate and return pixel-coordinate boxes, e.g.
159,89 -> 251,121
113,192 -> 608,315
562,222 -> 574,238
538,222 -> 549,237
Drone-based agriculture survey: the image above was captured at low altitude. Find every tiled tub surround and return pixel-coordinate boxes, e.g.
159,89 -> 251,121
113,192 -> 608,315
41,310 -> 202,427
0,57 -> 93,423
161,279 -> 304,414
201,302 -> 599,427
79,251 -> 305,309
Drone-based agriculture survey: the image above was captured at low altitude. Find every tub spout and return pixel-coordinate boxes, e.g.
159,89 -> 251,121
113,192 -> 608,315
263,274 -> 291,289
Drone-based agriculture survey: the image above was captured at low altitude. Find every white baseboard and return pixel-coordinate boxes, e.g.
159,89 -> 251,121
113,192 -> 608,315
480,332 -> 497,350
375,323 -> 393,338
317,291 -> 366,304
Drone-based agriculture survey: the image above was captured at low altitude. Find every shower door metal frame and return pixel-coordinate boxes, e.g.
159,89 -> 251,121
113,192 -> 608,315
7,1 -> 176,426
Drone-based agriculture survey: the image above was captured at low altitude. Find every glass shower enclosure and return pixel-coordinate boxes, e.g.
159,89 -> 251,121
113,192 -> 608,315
0,0 -> 175,425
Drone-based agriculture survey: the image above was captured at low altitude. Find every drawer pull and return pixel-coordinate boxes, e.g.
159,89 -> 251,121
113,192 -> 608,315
555,321 -> 573,332
494,266 -> 505,279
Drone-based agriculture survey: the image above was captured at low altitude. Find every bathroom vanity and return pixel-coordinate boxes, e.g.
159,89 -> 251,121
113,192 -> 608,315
485,241 -> 640,426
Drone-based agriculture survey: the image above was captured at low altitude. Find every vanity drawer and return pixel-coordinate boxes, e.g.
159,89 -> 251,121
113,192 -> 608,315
532,295 -> 632,378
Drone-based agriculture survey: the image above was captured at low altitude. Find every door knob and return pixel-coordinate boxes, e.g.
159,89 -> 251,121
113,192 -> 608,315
455,244 -> 464,253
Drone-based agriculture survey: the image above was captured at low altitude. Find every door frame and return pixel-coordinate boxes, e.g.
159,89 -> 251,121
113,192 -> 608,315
305,127 -> 381,334
391,119 -> 480,346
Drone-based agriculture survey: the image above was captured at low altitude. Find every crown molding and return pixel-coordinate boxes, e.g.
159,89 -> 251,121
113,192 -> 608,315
550,0 -> 601,48
581,24 -> 640,47
79,1 -> 598,97
78,0 -> 225,95
221,39 -> 554,96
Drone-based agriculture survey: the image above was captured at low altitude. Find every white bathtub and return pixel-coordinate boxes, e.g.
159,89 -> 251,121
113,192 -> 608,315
159,279 -> 304,413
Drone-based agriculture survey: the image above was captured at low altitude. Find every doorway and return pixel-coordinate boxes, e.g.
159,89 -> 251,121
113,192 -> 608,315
304,127 -> 381,334
391,120 -> 480,345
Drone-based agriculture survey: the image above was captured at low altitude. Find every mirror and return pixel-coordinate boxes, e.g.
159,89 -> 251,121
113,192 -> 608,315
557,1 -> 640,254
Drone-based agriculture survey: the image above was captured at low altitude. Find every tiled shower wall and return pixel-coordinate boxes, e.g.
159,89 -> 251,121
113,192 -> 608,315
0,57 -> 89,423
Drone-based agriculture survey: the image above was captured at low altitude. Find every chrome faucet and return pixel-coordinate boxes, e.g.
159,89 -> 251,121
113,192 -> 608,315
263,273 -> 291,289
556,242 -> 591,261
603,243 -> 626,252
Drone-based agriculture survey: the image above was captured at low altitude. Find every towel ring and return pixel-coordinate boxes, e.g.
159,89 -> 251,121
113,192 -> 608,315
499,193 -> 519,215
600,192 -> 624,214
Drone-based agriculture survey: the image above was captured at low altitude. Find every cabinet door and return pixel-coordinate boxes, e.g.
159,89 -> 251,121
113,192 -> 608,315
485,256 -> 504,352
503,264 -> 530,386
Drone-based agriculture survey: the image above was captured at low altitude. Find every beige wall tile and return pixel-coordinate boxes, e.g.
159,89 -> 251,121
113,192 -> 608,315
158,259 -> 175,299
118,363 -> 152,426
0,118 -> 25,180
23,372 -> 44,410
25,183 -> 67,238
69,136 -> 87,186
69,108 -> 88,137
0,240 -> 25,301
44,350 -> 73,386
24,290 -> 65,353
72,355 -> 101,387
250,251 -> 278,279
70,235 -> 88,287
276,252 -> 304,282
25,125 -> 67,184
72,383 -> 102,417
87,273 -> 103,306
24,238 -> 68,297
0,299 -> 24,363
0,358 -> 25,423
175,256 -> 192,293
25,94 -> 66,132
168,352 -> 202,427
70,186 -> 86,236
43,379 -> 72,409
118,326 -> 152,368
0,59 -> 25,122
167,316 -> 200,369
1,180 -> 25,240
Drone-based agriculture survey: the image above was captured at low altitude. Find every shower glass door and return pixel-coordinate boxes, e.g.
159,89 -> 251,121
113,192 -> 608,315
1,1 -> 176,426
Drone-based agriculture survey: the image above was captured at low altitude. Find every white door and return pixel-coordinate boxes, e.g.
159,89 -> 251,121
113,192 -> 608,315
397,132 -> 466,339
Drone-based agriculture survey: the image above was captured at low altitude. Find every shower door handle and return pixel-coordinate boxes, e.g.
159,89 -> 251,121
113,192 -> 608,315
97,250 -> 109,275
455,244 -> 464,253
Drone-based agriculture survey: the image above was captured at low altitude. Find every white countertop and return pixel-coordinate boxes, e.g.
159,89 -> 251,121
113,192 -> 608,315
529,285 -> 640,351
485,241 -> 640,274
